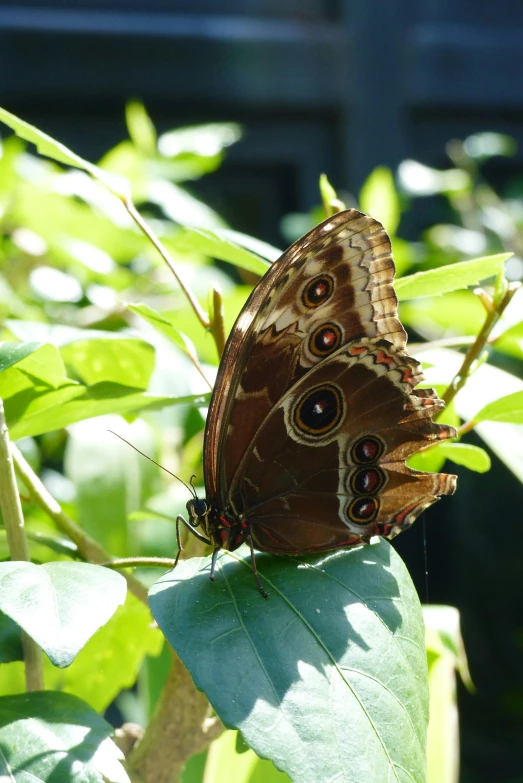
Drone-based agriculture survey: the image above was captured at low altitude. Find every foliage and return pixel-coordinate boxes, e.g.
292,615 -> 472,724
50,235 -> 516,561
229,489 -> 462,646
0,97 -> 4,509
0,107 -> 521,783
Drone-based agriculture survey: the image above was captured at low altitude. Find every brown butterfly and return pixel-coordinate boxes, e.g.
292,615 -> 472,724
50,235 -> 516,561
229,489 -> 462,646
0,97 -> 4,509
178,209 -> 457,597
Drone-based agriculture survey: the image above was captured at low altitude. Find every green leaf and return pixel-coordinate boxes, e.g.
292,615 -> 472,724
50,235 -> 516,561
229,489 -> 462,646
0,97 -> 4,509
0,341 -> 71,388
475,390 -> 523,424
495,319 -> 523,360
126,100 -> 157,156
158,122 -> 242,159
44,593 -> 163,712
423,606 -> 472,783
0,341 -> 44,373
0,106 -> 130,198
0,561 -> 126,667
205,730 -> 291,783
359,166 -> 400,236
175,227 -> 270,276
432,442 -> 491,473
128,302 -> 200,363
0,691 -> 129,782
4,373 -> 199,440
0,611 -> 22,663
64,420 -> 157,556
150,541 -> 429,783
395,253 -> 511,300
60,337 -> 155,389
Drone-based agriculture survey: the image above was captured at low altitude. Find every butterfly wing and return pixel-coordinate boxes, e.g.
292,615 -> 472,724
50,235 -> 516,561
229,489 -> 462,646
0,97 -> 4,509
227,338 -> 456,553
205,209 -> 407,501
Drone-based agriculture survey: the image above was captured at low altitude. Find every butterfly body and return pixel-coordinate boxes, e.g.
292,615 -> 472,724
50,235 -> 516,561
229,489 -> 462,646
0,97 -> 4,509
180,209 -> 457,594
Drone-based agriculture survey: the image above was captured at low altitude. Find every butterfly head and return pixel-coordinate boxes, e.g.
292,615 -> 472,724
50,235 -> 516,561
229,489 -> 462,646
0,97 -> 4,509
186,497 -> 209,529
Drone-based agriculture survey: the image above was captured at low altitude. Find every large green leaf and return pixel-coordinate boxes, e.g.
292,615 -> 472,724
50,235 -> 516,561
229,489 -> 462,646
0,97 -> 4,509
0,106 -> 130,198
0,561 -> 126,667
0,691 -> 129,782
395,253 -> 510,300
150,541 -> 429,783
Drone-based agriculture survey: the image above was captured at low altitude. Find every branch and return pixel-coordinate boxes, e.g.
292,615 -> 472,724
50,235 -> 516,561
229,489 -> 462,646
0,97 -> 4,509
0,399 -> 44,691
440,283 -> 521,411
127,649 -> 224,783
11,443 -> 149,606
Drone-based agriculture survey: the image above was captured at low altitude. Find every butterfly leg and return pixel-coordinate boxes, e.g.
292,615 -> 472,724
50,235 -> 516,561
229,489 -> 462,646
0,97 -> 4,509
247,536 -> 269,600
174,514 -> 212,568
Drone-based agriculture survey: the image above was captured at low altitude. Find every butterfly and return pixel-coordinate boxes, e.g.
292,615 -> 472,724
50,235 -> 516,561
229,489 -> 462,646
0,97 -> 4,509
177,209 -> 457,597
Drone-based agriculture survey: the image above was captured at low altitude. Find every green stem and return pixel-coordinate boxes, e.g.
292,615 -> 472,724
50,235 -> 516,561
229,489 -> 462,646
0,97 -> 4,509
209,286 -> 226,358
0,399 -> 44,691
122,196 -> 212,330
11,443 -> 149,606
440,283 -> 520,411
103,557 -> 177,570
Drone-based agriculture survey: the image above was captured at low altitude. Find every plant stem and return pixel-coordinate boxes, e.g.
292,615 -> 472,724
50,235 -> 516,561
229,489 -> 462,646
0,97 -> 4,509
11,443 -> 149,606
440,283 -> 520,411
0,399 -> 44,691
103,557 -> 177,570
209,286 -> 226,358
127,649 -> 224,783
122,196 -> 211,331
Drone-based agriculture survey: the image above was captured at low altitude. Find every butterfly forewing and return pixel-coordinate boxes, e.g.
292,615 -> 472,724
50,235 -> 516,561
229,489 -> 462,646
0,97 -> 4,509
205,210 -> 408,498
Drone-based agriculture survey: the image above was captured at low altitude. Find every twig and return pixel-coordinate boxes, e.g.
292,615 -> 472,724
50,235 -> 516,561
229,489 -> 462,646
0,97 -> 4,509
440,283 -> 520,411
209,286 -> 226,358
0,399 -> 44,691
103,557 -> 177,570
11,443 -> 149,606
122,196 -> 210,330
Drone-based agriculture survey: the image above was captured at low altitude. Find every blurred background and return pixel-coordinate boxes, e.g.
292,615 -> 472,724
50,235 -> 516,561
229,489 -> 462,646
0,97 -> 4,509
1,2 -> 523,782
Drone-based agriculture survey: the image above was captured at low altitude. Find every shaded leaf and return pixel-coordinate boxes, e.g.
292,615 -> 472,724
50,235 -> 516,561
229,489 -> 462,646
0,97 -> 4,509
396,253 -> 511,300
150,541 -> 428,783
0,561 -> 126,667
0,691 -> 129,782
0,611 -> 22,663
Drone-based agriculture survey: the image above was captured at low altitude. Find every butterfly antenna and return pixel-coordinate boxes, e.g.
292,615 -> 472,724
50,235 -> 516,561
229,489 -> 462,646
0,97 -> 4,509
107,430 -> 194,496
189,475 -> 199,499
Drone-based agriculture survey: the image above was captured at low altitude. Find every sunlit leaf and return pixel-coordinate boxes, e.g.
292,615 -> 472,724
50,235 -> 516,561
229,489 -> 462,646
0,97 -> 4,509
175,227 -> 270,276
0,106 -> 130,198
475,390 -> 523,424
126,100 -> 157,156
0,691 -> 129,783
396,253 -> 511,299
359,166 -> 400,236
432,442 -> 491,473
0,561 -> 126,667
